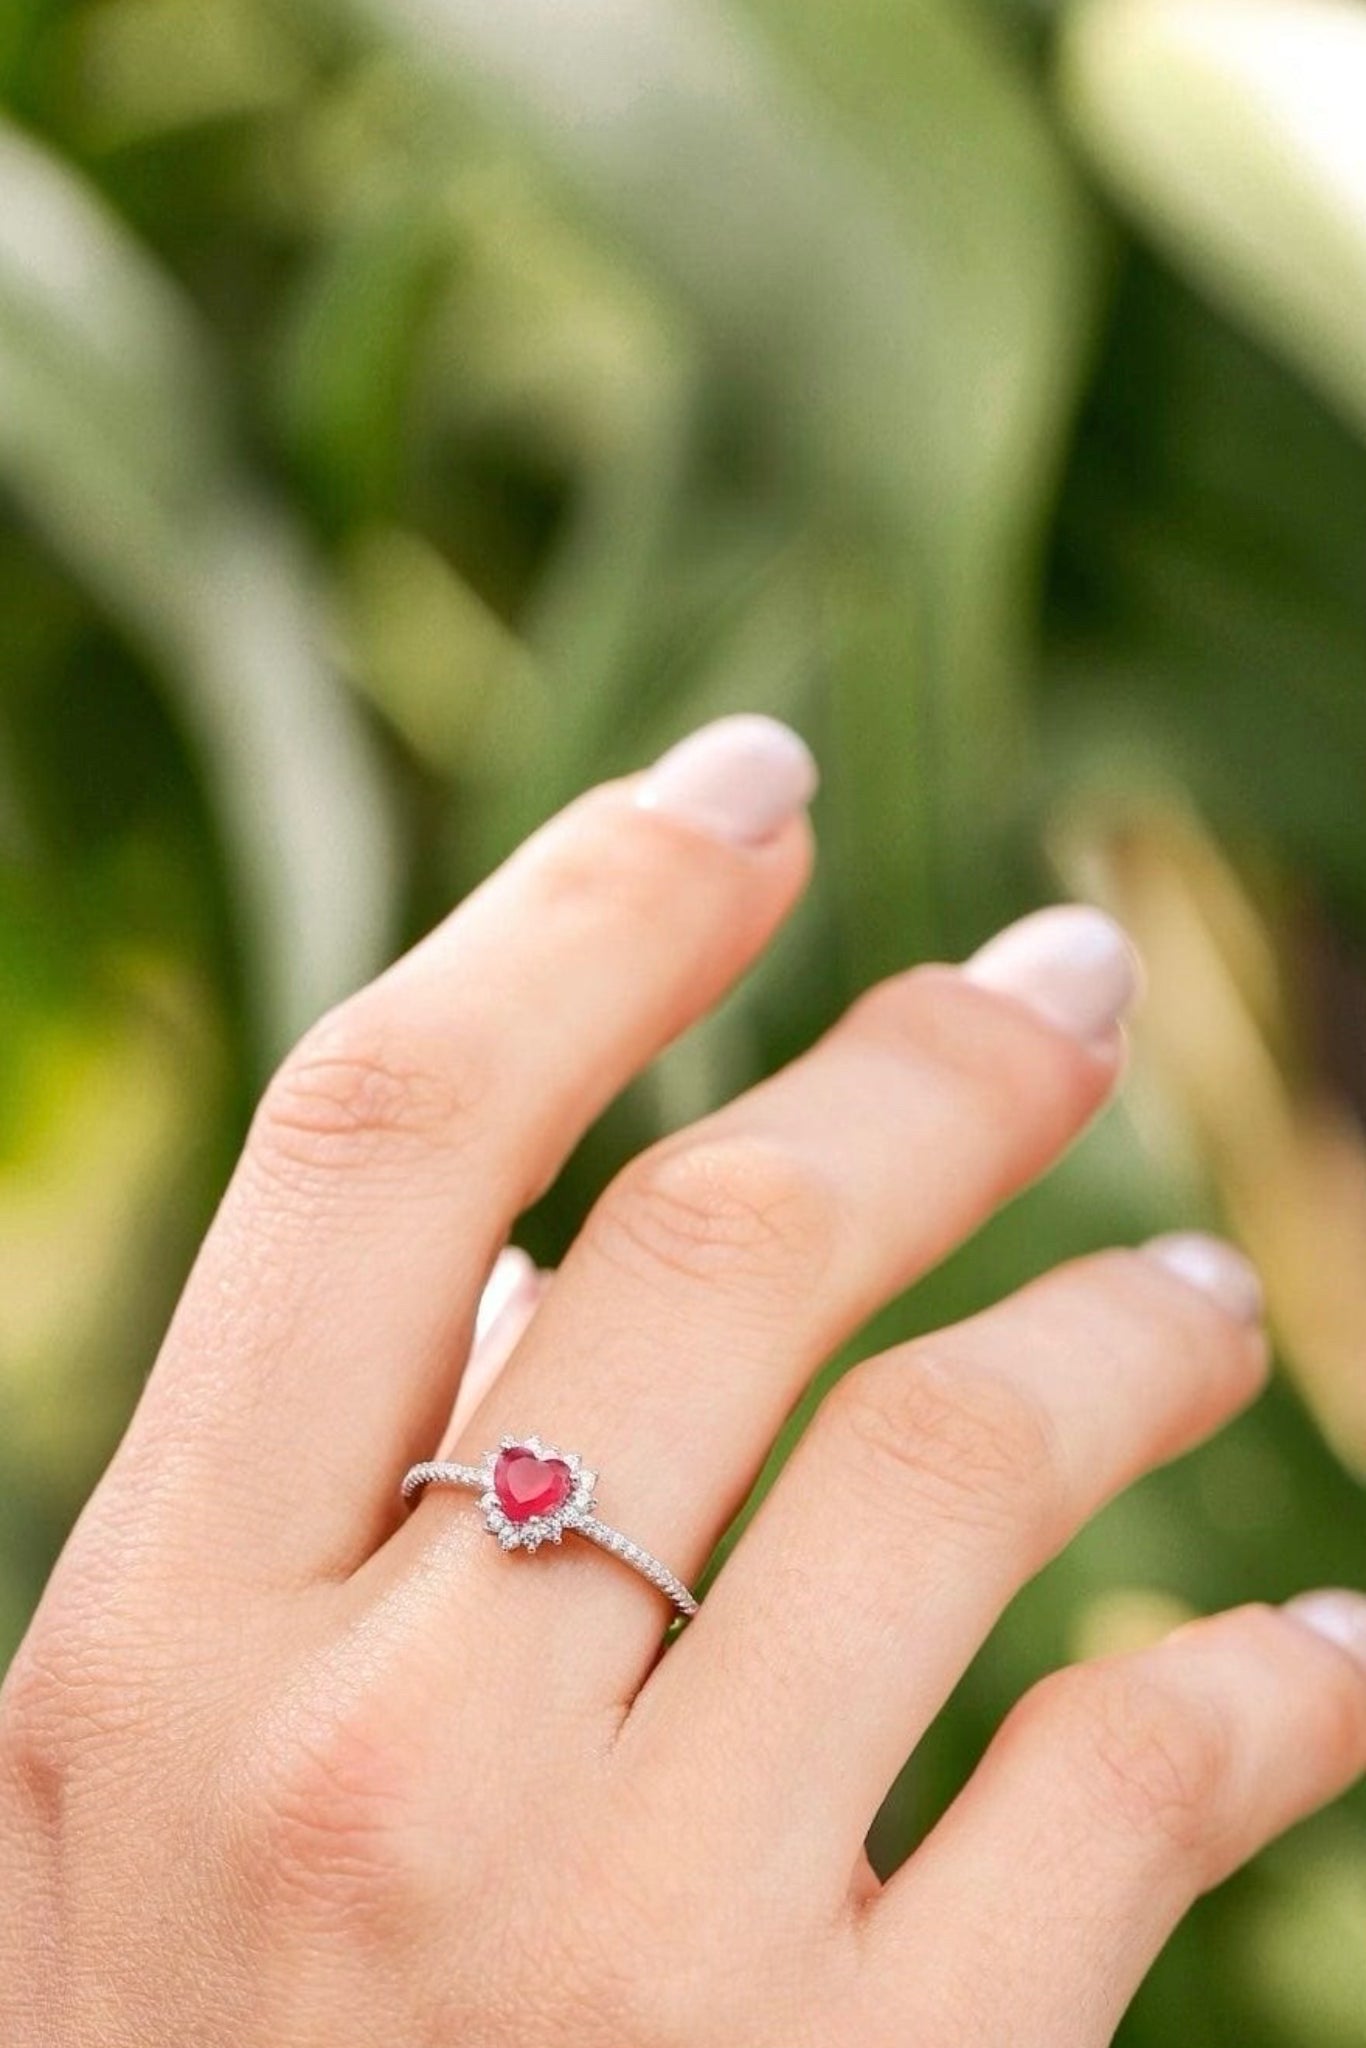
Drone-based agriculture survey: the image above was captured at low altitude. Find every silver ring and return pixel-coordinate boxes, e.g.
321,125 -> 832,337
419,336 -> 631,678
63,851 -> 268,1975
401,1435 -> 698,1619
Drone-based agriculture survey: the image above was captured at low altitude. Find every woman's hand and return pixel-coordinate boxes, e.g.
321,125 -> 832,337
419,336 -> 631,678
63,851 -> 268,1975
3,715 -> 1364,2047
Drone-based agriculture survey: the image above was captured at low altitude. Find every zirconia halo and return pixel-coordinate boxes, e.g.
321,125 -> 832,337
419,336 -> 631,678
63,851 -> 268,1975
480,1434 -> 597,1554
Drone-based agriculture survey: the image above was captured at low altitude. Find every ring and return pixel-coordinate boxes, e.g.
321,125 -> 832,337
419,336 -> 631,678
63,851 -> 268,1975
401,1434 -> 699,1619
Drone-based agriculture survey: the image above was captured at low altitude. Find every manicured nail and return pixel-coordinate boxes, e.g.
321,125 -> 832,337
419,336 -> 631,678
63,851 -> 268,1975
446,1252 -> 548,1445
475,1246 -> 539,1345
636,715 -> 818,847
468,1268 -> 545,1384
1142,1233 -> 1265,1325
1284,1590 -> 1366,1672
963,905 -> 1140,1046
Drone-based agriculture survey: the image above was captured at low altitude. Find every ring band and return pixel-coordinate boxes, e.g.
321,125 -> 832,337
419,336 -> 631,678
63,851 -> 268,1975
401,1435 -> 698,1619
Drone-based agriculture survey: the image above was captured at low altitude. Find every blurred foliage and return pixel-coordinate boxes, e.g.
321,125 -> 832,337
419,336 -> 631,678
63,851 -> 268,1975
3,0 -> 1366,2039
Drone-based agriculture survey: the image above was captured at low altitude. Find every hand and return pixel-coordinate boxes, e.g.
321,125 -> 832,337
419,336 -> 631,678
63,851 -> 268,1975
3,715 -> 1364,2048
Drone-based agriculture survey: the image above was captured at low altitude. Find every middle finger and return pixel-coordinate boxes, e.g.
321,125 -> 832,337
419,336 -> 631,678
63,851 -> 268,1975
382,907 -> 1137,1701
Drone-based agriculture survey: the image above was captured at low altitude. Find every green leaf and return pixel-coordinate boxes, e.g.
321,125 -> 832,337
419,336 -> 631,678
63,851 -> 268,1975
1060,0 -> 1366,444
343,0 -> 1105,950
275,193 -> 455,527
0,118 -> 398,1056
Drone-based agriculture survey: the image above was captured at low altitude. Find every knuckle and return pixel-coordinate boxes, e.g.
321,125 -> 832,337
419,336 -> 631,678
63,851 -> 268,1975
251,1699 -> 425,1923
0,1615 -> 127,1826
1030,1660 -> 1236,1859
827,1349 -> 1065,1550
0,1640 -> 73,1826
592,1135 -> 841,1295
252,1002 -> 487,1181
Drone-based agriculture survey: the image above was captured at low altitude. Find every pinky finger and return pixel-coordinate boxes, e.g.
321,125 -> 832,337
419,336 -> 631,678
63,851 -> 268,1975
869,1595 -> 1366,2047
440,1249 -> 549,1446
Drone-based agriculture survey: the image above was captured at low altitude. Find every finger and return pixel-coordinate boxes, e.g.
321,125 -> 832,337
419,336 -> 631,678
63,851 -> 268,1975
385,907 -> 1137,1689
866,1595 -> 1366,2047
100,717 -> 816,1585
626,1237 -> 1267,1884
442,1251 -> 550,1444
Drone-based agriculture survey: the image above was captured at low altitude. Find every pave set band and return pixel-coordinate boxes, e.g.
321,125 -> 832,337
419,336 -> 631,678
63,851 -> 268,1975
401,1436 -> 699,1619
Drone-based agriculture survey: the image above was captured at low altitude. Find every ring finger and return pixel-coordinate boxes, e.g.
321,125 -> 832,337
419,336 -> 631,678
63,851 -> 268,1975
383,906 -> 1137,1697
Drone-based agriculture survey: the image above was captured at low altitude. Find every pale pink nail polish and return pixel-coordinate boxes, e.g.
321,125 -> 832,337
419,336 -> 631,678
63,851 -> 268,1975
475,1247 -> 539,1345
636,715 -> 818,847
469,1273 -> 544,1378
445,1255 -> 548,1448
963,905 -> 1141,1046
1142,1233 -> 1265,1325
1284,1590 -> 1366,1672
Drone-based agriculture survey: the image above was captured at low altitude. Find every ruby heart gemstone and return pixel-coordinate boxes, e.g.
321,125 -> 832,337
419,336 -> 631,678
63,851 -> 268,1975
494,1446 -> 573,1523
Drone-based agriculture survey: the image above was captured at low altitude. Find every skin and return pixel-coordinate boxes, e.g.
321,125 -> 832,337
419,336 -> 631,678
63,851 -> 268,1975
1,765 -> 1364,2048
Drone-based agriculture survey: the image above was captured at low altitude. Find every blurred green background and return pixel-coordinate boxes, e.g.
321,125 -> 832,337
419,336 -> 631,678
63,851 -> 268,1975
4,0 -> 1366,2036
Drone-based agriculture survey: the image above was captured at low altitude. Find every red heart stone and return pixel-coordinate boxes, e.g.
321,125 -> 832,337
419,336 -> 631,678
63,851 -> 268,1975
494,1447 -> 573,1524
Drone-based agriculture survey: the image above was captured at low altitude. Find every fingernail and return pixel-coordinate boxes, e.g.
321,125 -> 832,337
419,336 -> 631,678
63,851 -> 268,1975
447,1254 -> 549,1446
963,905 -> 1140,1046
1142,1233 -> 1265,1325
636,715 -> 818,847
1284,1590 -> 1366,1671
475,1247 -> 539,1345
468,1268 -> 545,1384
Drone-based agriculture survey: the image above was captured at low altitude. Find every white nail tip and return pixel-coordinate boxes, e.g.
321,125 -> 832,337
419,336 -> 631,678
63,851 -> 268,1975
636,715 -> 818,847
963,905 -> 1140,1046
1284,1591 -> 1366,1672
1142,1233 -> 1265,1325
